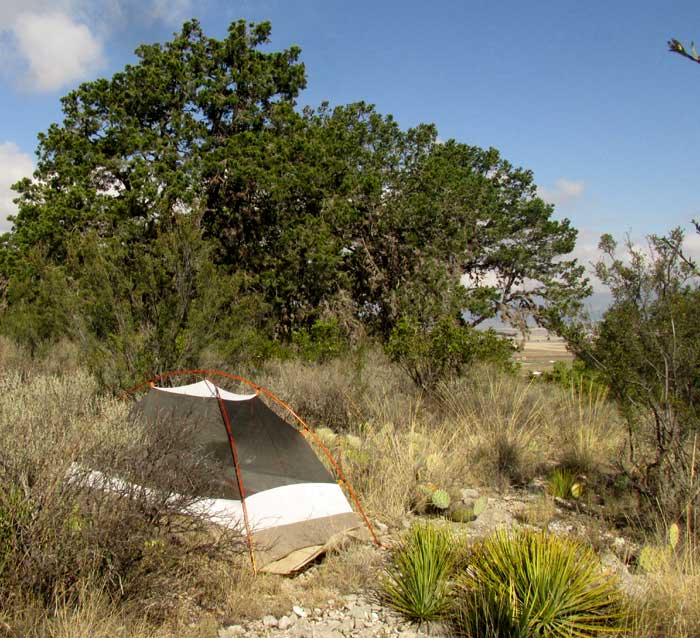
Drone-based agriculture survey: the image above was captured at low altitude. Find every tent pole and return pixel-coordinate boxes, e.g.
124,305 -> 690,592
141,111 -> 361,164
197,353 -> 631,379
212,382 -> 258,574
123,368 -> 380,548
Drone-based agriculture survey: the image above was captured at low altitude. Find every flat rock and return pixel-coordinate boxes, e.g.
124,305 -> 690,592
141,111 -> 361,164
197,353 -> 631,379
292,605 -> 308,618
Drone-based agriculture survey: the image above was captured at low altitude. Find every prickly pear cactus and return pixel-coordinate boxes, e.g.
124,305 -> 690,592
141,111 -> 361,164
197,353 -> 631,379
638,545 -> 670,574
668,523 -> 680,550
570,482 -> 584,499
449,507 -> 476,523
431,489 -> 451,510
473,496 -> 488,517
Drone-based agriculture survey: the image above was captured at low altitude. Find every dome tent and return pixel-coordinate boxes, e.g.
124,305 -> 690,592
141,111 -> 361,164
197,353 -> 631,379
126,370 -> 378,574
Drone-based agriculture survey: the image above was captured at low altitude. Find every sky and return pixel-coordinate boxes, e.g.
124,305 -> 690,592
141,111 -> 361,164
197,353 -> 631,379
1,0 -> 699,301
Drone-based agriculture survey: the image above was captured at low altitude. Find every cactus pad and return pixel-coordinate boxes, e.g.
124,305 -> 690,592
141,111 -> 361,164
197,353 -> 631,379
431,489 -> 451,510
473,496 -> 488,517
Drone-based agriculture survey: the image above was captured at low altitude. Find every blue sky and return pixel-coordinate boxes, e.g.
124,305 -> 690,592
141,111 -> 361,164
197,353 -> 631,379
1,0 -> 699,275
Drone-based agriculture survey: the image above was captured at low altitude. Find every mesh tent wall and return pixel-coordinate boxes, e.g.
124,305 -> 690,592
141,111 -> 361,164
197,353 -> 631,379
126,370 -> 378,573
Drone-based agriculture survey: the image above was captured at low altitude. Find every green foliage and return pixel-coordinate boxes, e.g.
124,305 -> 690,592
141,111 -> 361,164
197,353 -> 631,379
0,18 -> 589,387
0,486 -> 32,578
449,508 -> 476,523
562,228 -> 700,525
455,587 -> 528,638
638,523 -> 682,574
541,359 -> 605,393
292,318 -> 349,363
431,489 -> 451,510
472,495 -> 488,517
668,522 -> 680,550
455,530 -> 624,638
386,316 -> 515,389
638,545 -> 669,574
380,522 -> 456,622
547,467 -> 578,499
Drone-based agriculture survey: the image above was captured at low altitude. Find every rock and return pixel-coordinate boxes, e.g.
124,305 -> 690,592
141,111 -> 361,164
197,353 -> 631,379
278,615 -> 295,631
292,605 -> 308,618
290,618 -> 312,638
460,487 -> 480,501
339,616 -> 355,633
262,615 -> 278,628
218,626 -> 245,638
348,605 -> 370,621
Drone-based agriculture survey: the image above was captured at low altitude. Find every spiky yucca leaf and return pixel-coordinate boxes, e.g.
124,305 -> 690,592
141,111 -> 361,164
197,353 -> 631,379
380,522 -> 456,622
456,530 -> 624,638
547,467 -> 577,499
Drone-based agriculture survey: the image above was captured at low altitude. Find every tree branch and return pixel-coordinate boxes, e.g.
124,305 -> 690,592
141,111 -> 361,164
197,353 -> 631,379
668,39 -> 700,64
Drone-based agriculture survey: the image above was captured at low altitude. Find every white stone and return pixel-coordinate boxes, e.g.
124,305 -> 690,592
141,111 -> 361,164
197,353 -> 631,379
293,605 -> 308,618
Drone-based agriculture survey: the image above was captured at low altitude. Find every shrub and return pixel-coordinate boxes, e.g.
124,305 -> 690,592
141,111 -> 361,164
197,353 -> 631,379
385,315 -> 515,390
455,530 -> 624,638
380,522 -> 457,622
547,467 -> 580,499
0,371 -> 244,617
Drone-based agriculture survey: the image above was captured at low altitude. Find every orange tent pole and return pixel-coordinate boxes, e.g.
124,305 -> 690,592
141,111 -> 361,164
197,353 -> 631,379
211,380 -> 258,574
123,368 -> 380,548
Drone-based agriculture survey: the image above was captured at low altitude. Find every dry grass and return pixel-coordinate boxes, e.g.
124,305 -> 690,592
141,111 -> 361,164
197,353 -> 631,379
551,380 -> 624,476
2,341 -> 675,637
627,541 -> 700,638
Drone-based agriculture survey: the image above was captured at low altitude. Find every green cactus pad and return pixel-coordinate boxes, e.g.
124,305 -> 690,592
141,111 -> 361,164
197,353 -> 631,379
668,523 -> 680,550
431,489 -> 451,510
449,508 -> 476,523
638,545 -> 669,574
473,496 -> 488,516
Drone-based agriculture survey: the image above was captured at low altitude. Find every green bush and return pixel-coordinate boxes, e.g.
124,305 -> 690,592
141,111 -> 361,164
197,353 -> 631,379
386,316 -> 515,389
380,522 -> 457,622
455,530 -> 624,638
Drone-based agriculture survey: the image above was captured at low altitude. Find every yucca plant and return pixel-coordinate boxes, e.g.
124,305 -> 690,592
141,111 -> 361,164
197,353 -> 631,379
547,467 -> 580,499
455,530 -> 624,638
380,522 -> 456,622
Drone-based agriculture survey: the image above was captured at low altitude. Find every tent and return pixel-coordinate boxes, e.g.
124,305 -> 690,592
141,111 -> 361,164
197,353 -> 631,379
127,371 -> 377,574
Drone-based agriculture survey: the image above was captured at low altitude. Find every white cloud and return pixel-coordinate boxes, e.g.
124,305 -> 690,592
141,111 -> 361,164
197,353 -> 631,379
538,178 -> 585,207
149,0 -> 195,25
0,142 -> 34,233
11,12 -> 105,92
1,0 -> 195,93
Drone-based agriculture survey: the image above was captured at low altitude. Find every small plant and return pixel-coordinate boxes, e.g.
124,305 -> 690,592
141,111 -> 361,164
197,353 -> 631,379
449,508 -> 476,523
637,523 -> 682,574
455,529 -> 624,637
431,489 -> 451,510
380,522 -> 456,622
472,495 -> 488,516
547,467 -> 581,499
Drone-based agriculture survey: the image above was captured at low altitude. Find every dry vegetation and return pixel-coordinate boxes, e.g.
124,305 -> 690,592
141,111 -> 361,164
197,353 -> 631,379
1,337 -> 699,636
